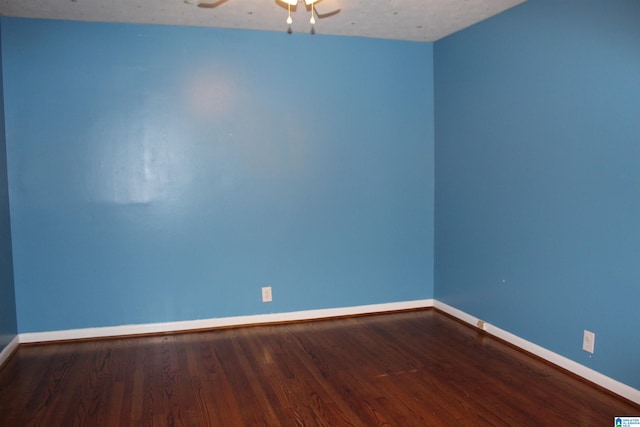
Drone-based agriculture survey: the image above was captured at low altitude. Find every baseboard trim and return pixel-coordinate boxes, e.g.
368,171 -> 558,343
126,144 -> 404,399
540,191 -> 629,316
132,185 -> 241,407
0,336 -> 20,370
19,299 -> 434,344
434,300 -> 640,405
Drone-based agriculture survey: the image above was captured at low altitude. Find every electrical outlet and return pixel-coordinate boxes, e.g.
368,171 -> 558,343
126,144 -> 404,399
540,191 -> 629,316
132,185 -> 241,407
582,330 -> 595,354
262,286 -> 272,303
476,320 -> 487,331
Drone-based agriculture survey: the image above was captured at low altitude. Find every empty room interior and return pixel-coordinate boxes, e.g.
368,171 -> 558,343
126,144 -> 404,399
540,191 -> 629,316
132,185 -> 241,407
0,0 -> 639,424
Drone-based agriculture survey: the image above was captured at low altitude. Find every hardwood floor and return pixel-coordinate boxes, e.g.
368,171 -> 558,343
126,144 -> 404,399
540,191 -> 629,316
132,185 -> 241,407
0,309 -> 638,426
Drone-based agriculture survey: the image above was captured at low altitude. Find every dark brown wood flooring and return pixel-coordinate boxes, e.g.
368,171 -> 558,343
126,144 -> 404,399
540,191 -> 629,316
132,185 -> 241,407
0,309 -> 638,426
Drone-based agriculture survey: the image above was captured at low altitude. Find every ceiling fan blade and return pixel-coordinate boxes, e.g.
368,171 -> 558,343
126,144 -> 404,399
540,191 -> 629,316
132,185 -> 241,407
316,8 -> 340,19
313,0 -> 341,18
197,0 -> 230,8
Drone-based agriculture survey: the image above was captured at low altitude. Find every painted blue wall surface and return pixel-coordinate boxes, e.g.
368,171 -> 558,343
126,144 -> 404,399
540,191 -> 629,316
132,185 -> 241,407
2,18 -> 435,333
0,21 -> 18,353
434,0 -> 640,388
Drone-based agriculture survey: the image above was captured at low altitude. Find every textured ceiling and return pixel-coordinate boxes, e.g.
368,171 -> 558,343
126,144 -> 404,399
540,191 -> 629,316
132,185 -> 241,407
0,0 -> 526,42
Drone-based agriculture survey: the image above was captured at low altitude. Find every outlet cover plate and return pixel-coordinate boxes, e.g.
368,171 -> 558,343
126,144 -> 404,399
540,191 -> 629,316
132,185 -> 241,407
583,330 -> 595,354
262,286 -> 272,303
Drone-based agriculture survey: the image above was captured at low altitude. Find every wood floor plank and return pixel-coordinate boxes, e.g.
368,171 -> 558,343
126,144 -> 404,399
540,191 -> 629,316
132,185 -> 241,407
258,327 -> 359,426
1,309 -> 638,426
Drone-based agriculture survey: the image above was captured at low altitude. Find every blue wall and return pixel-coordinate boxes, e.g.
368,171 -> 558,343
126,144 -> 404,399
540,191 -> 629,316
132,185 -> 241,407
1,18 -> 435,333
434,0 -> 640,388
0,21 -> 18,353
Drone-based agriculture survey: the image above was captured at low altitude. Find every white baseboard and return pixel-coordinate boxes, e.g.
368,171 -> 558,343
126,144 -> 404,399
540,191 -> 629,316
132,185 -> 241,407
19,299 -> 434,344
434,300 -> 640,405
0,335 -> 20,369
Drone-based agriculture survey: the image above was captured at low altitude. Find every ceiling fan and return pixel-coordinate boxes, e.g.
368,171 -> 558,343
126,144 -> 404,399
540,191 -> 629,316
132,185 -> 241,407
184,0 -> 341,26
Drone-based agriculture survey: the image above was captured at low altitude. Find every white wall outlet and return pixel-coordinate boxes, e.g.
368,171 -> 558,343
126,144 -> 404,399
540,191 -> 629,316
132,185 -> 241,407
582,330 -> 595,354
261,286 -> 272,303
